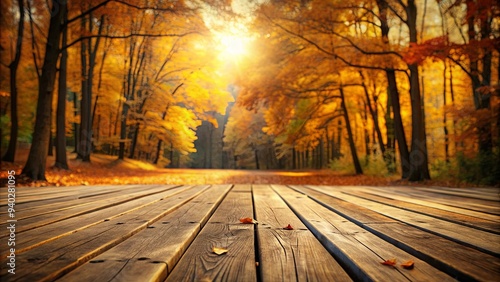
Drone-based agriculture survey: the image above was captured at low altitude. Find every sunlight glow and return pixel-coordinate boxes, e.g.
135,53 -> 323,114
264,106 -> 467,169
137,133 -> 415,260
217,33 -> 250,58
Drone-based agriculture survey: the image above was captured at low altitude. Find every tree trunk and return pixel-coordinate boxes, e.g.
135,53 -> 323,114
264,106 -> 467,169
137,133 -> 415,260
448,61 -> 459,153
154,138 -> 162,165
340,86 -> 363,174
385,95 -> 396,171
407,0 -> 430,181
337,119 -> 342,158
129,123 -> 140,159
55,7 -> 69,169
72,91 -> 79,152
2,0 -> 25,162
78,14 -> 104,162
48,125 -> 53,156
442,61 -> 449,163
22,0 -> 66,180
360,72 -> 386,159
254,149 -> 260,169
118,102 -> 129,160
376,0 -> 410,177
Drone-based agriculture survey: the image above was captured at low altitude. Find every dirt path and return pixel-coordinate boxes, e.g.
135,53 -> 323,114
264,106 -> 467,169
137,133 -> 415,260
0,150 -> 484,188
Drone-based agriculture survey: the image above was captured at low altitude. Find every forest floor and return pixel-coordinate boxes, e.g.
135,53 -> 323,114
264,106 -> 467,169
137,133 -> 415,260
0,148 -> 489,188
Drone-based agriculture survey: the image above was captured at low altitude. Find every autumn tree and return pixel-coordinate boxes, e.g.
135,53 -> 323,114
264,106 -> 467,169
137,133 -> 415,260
242,0 -> 435,180
435,0 -> 500,183
22,0 -> 67,180
1,0 -> 24,162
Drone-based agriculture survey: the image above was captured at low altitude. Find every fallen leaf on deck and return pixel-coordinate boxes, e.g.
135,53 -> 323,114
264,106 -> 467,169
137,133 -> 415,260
381,258 -> 397,266
212,246 -> 228,255
240,217 -> 258,224
401,260 -> 414,269
283,224 -> 294,230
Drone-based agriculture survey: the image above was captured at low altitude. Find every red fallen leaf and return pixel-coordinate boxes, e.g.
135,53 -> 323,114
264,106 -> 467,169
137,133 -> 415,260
401,260 -> 415,269
239,217 -> 258,224
283,224 -> 294,230
381,258 -> 397,266
212,246 -> 228,255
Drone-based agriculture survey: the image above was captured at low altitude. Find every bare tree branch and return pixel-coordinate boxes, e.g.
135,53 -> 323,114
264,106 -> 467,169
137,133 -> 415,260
266,14 -> 407,73
64,31 -> 199,50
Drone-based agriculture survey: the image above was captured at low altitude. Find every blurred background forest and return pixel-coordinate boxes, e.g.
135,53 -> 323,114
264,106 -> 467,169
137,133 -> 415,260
1,0 -> 499,185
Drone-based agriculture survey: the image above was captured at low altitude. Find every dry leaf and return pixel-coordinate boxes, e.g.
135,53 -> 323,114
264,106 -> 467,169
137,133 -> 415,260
283,224 -> 294,230
401,260 -> 414,269
239,217 -> 258,224
212,246 -> 228,255
381,258 -> 397,266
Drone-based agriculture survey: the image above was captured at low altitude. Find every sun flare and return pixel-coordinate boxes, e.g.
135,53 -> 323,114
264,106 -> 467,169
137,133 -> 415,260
219,34 -> 248,57
214,31 -> 253,60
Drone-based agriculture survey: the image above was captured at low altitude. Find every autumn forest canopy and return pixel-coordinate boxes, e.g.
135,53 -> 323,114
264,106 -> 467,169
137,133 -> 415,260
0,0 -> 499,185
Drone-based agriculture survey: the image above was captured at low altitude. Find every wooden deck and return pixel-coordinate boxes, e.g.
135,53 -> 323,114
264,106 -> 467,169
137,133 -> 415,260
1,184 -> 499,281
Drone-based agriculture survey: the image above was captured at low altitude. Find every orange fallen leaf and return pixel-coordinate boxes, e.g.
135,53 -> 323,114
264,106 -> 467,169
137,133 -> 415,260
381,258 -> 397,266
212,246 -> 228,255
401,260 -> 414,269
239,217 -> 258,224
283,224 -> 294,230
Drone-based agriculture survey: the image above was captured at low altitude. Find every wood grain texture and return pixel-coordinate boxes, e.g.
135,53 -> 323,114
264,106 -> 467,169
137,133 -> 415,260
0,185 -> 178,235
8,185 -> 191,252
416,187 -> 500,202
2,185 -> 162,216
58,185 -> 232,282
0,185 -> 209,281
309,185 -> 500,256
273,185 -> 455,282
296,185 -> 500,281
392,188 -> 500,215
253,185 -> 352,282
1,183 -> 498,281
362,186 -> 500,222
345,188 -> 500,234
166,186 -> 257,282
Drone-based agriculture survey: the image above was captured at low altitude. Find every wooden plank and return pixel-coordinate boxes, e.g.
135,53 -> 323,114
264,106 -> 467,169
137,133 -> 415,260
0,185 -> 178,235
416,187 -> 500,202
166,184 -> 257,282
309,185 -> 500,256
0,185 -> 210,282
0,185 -> 139,204
57,185 -> 232,282
0,185 -> 167,218
390,188 -> 500,215
345,188 -> 500,234
272,185 -> 454,282
10,185 -> 191,253
296,185 -> 500,281
252,185 -> 352,281
358,186 -> 500,222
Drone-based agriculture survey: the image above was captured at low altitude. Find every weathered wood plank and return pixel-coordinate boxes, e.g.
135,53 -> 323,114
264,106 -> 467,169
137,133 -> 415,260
10,185 -> 192,253
166,184 -> 257,282
357,186 -> 500,222
416,187 -> 500,201
252,185 -> 352,281
344,188 -> 500,234
0,185 -> 209,281
391,188 -> 500,215
273,185 -> 454,282
309,185 -> 500,256
296,185 -> 500,281
0,185 -> 139,204
57,185 -> 232,282
0,185 -> 178,236
0,185 -> 168,218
